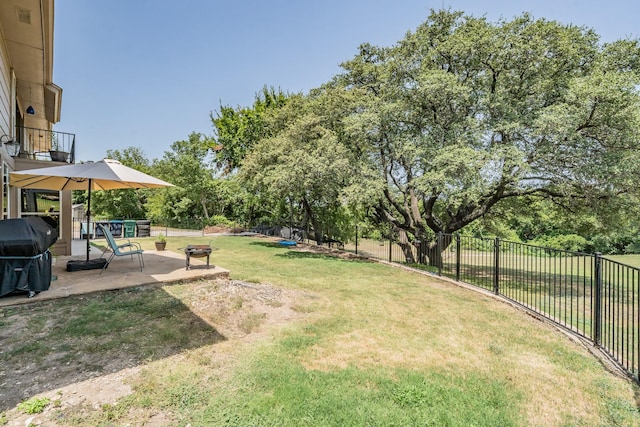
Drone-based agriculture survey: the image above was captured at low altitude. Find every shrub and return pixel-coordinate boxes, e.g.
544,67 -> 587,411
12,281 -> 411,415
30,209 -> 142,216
625,240 -> 640,254
207,215 -> 234,227
586,233 -> 636,255
530,234 -> 588,252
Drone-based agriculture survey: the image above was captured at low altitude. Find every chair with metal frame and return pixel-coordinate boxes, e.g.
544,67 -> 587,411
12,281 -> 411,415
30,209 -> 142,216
97,223 -> 144,273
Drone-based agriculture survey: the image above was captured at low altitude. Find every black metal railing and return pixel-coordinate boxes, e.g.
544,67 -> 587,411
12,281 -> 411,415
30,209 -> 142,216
599,256 -> 640,376
346,231 -> 640,382
71,218 -> 206,240
15,126 -> 76,163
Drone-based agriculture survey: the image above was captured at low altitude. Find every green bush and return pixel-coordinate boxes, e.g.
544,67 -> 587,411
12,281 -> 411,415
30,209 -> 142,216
530,234 -> 588,252
365,229 -> 383,241
207,215 -> 234,227
586,233 -> 636,255
624,240 -> 640,254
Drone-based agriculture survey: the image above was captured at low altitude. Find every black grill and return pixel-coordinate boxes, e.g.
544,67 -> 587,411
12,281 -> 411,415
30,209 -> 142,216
0,217 -> 58,298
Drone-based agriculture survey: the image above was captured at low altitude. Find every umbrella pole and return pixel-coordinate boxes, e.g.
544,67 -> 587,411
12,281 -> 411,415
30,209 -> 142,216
86,179 -> 92,262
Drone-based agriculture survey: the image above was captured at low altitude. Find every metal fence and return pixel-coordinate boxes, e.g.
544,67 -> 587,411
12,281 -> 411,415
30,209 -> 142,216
345,231 -> 640,382
72,219 -> 205,240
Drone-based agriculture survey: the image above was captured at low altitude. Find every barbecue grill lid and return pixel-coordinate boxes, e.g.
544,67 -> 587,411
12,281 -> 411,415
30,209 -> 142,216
0,217 -> 58,257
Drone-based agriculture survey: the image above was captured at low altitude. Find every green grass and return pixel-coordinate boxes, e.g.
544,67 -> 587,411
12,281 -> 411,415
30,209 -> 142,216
3,235 -> 640,426
194,362 -> 521,426
607,254 -> 640,268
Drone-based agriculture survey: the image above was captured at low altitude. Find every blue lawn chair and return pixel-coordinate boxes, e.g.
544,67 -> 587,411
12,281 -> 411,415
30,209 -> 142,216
97,223 -> 144,273
80,222 -> 94,239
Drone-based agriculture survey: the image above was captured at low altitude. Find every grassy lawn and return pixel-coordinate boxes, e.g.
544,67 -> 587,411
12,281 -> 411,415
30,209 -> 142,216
2,235 -> 640,426
606,254 -> 640,268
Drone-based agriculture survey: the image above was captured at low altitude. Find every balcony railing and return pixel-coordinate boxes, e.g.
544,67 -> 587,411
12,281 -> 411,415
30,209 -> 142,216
15,126 -> 76,163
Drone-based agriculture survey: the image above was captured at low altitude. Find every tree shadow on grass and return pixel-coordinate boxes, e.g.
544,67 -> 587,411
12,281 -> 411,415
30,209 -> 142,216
275,251 -> 373,263
0,284 -> 225,411
250,241 -> 284,249
249,240 -> 372,263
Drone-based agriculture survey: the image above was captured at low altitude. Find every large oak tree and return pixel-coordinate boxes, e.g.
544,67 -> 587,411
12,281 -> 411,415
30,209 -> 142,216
336,10 -> 640,263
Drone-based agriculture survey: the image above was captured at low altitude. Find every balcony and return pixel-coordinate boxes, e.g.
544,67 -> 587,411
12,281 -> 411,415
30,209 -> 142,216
14,126 -> 76,163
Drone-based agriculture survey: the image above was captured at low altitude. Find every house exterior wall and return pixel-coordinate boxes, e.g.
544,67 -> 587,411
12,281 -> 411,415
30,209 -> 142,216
0,40 -> 11,137
0,28 -> 12,155
1,29 -> 16,218
0,0 -> 72,256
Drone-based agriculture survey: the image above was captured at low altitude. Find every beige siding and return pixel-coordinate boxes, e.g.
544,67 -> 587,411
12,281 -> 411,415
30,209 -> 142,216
0,32 -> 9,220
0,36 -> 10,137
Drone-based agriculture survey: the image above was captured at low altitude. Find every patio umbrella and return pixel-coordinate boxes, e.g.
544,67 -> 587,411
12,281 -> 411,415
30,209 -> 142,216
10,159 -> 173,263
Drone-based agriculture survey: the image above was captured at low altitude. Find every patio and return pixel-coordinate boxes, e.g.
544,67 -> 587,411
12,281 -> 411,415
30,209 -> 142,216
0,239 -> 230,307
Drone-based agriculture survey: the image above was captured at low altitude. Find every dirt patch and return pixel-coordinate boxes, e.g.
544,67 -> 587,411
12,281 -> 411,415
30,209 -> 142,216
202,225 -> 246,234
290,241 -> 370,261
0,278 -> 317,426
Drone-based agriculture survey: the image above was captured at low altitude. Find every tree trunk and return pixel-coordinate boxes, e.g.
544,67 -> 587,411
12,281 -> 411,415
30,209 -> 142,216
426,234 -> 453,268
302,197 -> 323,245
397,229 -> 415,263
427,242 -> 442,268
201,197 -> 210,220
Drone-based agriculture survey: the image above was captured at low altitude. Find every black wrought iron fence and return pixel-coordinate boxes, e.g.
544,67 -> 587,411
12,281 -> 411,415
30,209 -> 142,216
72,218 -> 205,240
599,257 -> 640,377
347,231 -> 640,382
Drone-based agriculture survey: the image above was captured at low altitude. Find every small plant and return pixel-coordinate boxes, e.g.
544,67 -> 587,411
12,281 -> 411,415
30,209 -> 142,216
155,233 -> 167,251
50,131 -> 59,151
17,396 -> 51,414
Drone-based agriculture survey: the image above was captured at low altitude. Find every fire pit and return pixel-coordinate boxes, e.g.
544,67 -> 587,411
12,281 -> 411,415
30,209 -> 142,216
180,244 -> 215,270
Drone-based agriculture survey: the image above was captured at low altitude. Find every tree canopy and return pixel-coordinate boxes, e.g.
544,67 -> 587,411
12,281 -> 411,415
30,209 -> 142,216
211,86 -> 290,174
89,147 -> 151,219
89,10 -> 640,256
238,92 -> 354,242
334,10 -> 640,248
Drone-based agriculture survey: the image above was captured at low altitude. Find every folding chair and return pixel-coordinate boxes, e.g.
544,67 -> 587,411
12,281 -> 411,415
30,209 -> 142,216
97,223 -> 144,273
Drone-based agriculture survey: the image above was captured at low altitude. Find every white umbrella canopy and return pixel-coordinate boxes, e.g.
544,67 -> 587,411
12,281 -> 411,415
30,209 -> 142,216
9,158 -> 172,191
10,159 -> 173,263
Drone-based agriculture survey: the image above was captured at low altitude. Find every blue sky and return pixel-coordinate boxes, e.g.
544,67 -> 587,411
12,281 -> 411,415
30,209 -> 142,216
53,1 -> 640,163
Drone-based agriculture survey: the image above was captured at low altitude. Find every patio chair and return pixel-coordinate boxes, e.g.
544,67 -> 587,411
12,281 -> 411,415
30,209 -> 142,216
96,223 -> 144,273
80,222 -> 94,239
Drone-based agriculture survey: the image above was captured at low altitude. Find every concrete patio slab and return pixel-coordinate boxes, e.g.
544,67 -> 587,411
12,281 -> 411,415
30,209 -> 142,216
0,242 -> 229,307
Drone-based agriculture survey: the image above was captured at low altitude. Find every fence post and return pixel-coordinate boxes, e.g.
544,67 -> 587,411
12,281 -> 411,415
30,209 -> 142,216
594,252 -> 602,347
437,232 -> 443,276
388,221 -> 392,262
493,237 -> 500,295
455,234 -> 461,282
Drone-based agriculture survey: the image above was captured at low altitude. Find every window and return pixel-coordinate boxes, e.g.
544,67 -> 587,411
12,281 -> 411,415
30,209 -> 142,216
20,189 -> 60,236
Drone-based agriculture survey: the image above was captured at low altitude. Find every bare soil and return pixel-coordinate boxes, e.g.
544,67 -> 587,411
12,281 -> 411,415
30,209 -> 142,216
0,278 -> 318,426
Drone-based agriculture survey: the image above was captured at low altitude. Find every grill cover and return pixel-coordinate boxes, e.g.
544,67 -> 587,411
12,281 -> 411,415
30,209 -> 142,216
0,217 -> 58,257
0,217 -> 57,298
